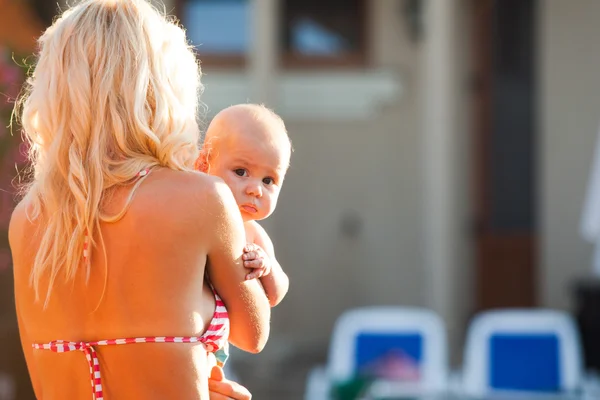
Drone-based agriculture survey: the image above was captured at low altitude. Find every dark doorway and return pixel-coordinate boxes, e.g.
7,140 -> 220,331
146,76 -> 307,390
471,0 -> 538,310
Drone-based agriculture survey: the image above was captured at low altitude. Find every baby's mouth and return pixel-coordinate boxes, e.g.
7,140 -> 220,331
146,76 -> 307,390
240,204 -> 258,214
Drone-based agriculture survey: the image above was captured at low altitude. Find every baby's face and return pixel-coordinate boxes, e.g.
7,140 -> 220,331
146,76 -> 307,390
209,129 -> 290,222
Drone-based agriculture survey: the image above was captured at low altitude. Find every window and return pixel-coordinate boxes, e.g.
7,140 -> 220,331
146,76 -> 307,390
280,0 -> 368,67
181,0 -> 249,67
177,0 -> 368,68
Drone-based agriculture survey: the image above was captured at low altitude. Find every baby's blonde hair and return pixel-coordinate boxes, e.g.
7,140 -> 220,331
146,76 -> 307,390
17,0 -> 202,305
197,104 -> 291,171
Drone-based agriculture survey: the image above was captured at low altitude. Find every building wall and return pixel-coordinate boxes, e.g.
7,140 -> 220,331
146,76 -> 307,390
539,0 -> 600,310
243,0 -> 428,350
211,2 -> 438,389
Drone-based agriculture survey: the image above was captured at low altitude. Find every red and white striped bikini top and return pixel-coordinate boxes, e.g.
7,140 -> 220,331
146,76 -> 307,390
32,167 -> 230,400
32,288 -> 229,400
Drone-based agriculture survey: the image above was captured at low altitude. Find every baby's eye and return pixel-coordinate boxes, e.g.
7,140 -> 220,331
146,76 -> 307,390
263,177 -> 274,185
234,169 -> 248,177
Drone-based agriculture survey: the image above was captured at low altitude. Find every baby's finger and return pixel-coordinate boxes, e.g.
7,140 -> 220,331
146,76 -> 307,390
208,378 -> 252,400
244,243 -> 257,253
210,366 -> 225,381
243,259 -> 264,269
246,268 -> 266,280
242,251 -> 257,261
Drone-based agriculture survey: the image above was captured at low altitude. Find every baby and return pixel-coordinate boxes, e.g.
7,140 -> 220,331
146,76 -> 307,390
196,104 -> 291,308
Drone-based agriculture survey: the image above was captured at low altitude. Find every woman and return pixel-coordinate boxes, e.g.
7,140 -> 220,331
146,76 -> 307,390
9,0 -> 270,398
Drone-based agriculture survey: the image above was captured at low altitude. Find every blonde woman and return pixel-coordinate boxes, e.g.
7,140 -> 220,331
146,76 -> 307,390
8,1 -> 269,399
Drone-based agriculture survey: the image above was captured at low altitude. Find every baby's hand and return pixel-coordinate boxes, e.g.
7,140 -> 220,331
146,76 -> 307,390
242,243 -> 271,280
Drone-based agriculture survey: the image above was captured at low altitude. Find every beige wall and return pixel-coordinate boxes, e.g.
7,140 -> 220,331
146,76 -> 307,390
266,0 -> 600,362
162,0 -> 175,11
540,0 -> 600,310
264,0 -> 427,350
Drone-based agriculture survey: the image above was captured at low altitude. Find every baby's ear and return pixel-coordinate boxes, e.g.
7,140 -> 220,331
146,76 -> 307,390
194,148 -> 210,173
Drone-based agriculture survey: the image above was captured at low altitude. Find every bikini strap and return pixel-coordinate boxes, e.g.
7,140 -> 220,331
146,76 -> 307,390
84,167 -> 155,262
204,272 -> 219,297
100,167 -> 155,223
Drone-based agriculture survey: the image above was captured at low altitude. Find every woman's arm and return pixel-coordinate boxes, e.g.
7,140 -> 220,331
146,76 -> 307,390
199,178 -> 271,353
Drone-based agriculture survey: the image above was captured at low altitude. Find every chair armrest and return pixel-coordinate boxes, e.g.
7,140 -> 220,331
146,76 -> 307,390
305,365 -> 331,400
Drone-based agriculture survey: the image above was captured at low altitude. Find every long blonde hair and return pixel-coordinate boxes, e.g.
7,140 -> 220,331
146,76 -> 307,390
17,0 -> 202,305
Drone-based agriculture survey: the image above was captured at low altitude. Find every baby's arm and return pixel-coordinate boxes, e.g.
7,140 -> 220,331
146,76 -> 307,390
244,222 -> 289,307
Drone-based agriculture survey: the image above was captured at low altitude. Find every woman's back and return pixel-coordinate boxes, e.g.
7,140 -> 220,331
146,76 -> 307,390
11,169 -> 229,399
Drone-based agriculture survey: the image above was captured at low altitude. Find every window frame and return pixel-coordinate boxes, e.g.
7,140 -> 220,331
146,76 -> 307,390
174,0 -> 370,69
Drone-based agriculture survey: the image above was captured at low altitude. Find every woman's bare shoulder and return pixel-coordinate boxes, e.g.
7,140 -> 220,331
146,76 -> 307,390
131,169 -> 240,245
148,169 -> 234,218
8,197 -> 34,252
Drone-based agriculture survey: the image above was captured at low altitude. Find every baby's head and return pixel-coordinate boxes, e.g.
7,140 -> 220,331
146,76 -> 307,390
196,104 -> 291,222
